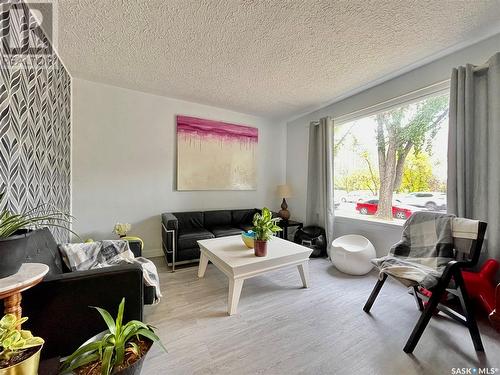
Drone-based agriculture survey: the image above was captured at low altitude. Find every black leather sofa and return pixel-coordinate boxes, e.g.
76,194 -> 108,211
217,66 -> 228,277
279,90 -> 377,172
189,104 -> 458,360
161,208 -> 260,270
21,228 -> 154,359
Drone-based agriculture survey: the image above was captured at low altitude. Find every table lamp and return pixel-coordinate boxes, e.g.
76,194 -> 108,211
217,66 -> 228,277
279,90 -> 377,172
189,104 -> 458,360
277,184 -> 293,220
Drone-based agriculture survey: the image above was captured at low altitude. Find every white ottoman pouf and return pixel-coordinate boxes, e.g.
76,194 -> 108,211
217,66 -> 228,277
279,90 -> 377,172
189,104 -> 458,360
331,235 -> 376,275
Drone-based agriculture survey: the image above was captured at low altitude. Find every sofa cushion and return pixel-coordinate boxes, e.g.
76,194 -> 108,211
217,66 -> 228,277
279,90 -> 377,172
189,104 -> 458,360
210,226 -> 243,238
232,209 -> 257,227
174,211 -> 204,231
204,210 -> 232,228
25,228 -> 64,277
178,228 -> 214,250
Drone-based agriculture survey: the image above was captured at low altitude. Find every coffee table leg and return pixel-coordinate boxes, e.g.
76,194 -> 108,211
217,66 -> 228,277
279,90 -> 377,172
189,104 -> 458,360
4,292 -> 22,328
297,261 -> 310,288
228,278 -> 244,315
198,252 -> 209,278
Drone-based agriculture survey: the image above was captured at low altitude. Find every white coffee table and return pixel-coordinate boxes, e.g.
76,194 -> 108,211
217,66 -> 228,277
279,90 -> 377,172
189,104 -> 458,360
197,235 -> 312,315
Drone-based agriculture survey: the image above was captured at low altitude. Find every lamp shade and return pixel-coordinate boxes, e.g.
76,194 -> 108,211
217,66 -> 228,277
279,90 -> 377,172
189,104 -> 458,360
277,184 -> 293,198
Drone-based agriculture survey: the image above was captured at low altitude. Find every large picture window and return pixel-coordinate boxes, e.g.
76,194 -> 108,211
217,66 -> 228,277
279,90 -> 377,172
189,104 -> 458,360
334,92 -> 449,223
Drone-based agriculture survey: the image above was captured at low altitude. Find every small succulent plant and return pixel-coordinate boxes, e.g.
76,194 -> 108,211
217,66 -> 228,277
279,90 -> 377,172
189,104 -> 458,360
0,314 -> 44,361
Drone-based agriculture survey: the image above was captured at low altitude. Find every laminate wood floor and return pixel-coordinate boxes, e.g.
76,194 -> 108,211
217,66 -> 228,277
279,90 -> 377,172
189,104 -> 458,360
143,258 -> 500,375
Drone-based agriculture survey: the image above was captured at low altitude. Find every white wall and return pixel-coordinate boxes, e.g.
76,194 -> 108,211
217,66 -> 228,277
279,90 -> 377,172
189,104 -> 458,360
286,32 -> 500,255
72,78 -> 286,257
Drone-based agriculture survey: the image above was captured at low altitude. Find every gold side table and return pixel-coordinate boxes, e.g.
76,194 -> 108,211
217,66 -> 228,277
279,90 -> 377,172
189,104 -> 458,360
0,263 -> 49,327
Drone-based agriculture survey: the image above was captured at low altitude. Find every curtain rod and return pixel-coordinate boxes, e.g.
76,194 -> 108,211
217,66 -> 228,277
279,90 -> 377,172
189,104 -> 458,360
473,62 -> 489,73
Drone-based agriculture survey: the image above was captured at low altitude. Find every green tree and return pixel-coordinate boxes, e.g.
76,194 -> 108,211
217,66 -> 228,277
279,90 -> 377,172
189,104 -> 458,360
335,170 -> 379,195
400,152 -> 433,192
375,95 -> 448,219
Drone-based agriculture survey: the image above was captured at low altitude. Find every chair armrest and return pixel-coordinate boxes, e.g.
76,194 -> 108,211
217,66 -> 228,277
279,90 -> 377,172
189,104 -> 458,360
22,264 -> 144,359
442,260 -> 460,281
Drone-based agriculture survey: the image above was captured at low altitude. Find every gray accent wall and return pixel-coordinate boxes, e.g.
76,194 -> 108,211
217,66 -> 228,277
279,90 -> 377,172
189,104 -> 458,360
0,1 -> 71,243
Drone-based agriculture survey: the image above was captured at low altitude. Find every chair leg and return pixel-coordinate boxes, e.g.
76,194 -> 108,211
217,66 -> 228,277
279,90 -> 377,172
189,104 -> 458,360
404,282 -> 447,353
455,271 -> 484,351
412,286 -> 424,311
363,273 -> 387,313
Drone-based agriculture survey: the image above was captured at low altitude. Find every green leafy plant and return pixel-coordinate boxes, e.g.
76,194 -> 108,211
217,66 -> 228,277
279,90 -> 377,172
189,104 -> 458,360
0,192 -> 76,238
252,207 -> 282,241
61,298 -> 165,375
0,314 -> 44,361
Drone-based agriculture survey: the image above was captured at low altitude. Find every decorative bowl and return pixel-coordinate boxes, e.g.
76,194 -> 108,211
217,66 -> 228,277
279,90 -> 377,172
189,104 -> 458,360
241,231 -> 255,249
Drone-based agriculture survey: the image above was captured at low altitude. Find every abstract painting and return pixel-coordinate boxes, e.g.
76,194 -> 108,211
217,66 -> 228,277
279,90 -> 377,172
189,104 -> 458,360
176,115 -> 258,190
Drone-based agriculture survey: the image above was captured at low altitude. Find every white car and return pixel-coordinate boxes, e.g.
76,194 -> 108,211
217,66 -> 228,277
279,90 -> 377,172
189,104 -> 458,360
341,190 -> 374,203
399,192 -> 447,211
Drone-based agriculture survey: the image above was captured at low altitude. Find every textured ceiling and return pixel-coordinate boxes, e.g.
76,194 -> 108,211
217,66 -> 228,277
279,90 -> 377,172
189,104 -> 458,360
55,0 -> 500,120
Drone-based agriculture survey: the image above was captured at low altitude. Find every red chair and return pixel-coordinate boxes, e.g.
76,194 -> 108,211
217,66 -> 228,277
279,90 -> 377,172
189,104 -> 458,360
491,284 -> 500,332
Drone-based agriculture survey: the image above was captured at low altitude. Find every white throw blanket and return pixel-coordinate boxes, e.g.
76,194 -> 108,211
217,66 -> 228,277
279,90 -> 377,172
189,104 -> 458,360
59,240 -> 162,303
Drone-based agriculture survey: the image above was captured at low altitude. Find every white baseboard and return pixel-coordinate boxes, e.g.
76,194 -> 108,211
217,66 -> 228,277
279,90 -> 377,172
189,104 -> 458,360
143,247 -> 163,259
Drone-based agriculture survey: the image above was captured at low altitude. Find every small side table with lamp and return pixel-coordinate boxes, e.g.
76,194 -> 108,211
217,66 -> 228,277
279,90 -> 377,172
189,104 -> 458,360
277,184 -> 293,220
276,184 -> 303,240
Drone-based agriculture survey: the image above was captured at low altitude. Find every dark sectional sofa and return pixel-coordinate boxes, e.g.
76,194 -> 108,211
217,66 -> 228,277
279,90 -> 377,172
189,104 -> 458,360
161,208 -> 260,270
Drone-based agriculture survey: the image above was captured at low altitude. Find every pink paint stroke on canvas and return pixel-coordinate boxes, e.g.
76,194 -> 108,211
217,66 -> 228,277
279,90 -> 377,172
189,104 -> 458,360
177,115 -> 258,143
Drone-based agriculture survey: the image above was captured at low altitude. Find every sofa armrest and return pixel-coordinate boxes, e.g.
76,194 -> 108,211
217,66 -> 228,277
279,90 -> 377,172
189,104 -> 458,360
161,213 -> 178,261
22,264 -> 144,359
162,212 -> 178,231
127,240 -> 142,257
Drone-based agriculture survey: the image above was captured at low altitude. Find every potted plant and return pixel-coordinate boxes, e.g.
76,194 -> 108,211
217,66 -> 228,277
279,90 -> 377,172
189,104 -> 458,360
0,314 -> 44,375
60,298 -> 165,375
113,223 -> 131,238
0,192 -> 73,278
252,207 -> 282,257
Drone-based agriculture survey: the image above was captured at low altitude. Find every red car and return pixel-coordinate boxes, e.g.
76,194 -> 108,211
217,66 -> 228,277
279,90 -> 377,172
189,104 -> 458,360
355,199 -> 413,220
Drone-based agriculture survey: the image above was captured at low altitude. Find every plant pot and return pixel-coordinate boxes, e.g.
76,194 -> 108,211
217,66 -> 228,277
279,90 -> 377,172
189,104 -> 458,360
114,351 -> 149,375
69,331 -> 152,375
0,345 -> 42,375
0,230 -> 32,278
254,240 -> 268,257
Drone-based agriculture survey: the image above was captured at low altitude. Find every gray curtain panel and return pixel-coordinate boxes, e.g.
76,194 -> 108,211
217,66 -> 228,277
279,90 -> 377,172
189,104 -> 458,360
306,117 -> 335,254
448,52 -> 500,261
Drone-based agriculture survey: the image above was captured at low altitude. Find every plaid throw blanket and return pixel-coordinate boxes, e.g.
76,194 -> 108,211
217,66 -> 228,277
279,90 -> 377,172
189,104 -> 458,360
59,240 -> 162,303
372,212 -> 456,289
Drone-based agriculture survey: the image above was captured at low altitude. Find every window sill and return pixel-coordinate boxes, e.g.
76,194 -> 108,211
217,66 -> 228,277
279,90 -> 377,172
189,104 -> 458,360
334,213 -> 405,229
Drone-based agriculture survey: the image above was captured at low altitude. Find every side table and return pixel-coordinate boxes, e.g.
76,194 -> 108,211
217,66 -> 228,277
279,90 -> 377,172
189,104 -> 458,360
278,220 -> 303,241
0,263 -> 49,326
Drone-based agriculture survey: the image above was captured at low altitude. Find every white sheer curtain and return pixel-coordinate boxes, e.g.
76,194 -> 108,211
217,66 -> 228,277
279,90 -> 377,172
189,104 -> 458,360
448,52 -> 500,261
306,117 -> 335,255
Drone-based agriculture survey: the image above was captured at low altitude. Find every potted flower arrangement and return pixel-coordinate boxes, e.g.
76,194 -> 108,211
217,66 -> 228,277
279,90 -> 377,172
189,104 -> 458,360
60,298 -> 165,375
252,207 -> 282,257
0,192 -> 74,278
0,314 -> 44,375
113,223 -> 131,238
